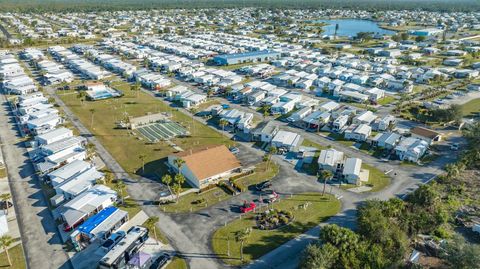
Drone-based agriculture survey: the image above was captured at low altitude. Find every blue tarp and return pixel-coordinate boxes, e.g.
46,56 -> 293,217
77,207 -> 117,235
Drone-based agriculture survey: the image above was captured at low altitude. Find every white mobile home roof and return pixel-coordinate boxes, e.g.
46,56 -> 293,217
48,160 -> 92,186
318,149 -> 344,167
56,167 -> 103,197
41,136 -> 86,154
343,158 -> 362,176
60,185 -> 116,226
35,127 -> 73,145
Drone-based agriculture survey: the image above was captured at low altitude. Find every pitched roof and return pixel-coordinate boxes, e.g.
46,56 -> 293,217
411,127 -> 440,139
175,145 -> 241,180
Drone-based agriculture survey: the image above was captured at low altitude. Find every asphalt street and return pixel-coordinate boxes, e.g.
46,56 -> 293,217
0,94 -> 72,269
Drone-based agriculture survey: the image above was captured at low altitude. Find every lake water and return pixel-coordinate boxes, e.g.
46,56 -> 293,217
317,19 -> 395,37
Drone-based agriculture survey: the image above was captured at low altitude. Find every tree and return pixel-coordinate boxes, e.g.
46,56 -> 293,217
263,153 -> 272,172
235,228 -> 251,261
89,108 -> 96,128
144,216 -> 160,244
130,82 -> 141,98
114,181 -> 127,205
319,224 -> 362,268
173,158 -> 185,174
441,235 -> 480,269
174,173 -> 185,187
0,235 -> 14,266
300,243 -> 338,269
219,118 -> 228,132
415,35 -> 427,42
77,91 -> 87,106
138,154 -> 146,173
0,193 -> 11,215
334,23 -> 339,40
171,183 -> 182,203
318,170 -> 333,196
400,32 -> 409,40
85,142 -> 96,159
104,171 -> 115,184
161,174 -> 173,196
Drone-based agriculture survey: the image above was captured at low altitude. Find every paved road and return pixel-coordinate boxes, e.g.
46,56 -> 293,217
0,95 -> 72,269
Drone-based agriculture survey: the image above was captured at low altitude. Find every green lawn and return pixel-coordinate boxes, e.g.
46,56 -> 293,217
211,193 -> 341,266
160,187 -> 232,213
165,257 -> 188,269
460,98 -> 480,118
301,139 -> 327,152
362,163 -> 391,192
57,84 -> 231,181
233,161 -> 279,191
377,96 -> 396,106
0,244 -> 26,269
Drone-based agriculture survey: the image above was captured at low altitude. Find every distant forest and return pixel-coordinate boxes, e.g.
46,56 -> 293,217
0,0 -> 479,12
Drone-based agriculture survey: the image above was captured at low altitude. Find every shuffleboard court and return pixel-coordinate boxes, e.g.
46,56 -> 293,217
136,121 -> 189,142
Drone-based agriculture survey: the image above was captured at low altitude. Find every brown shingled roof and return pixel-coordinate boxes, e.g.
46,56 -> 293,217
175,145 -> 241,181
411,127 -> 440,139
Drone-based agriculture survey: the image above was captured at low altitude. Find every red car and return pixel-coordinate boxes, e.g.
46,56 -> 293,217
240,201 -> 256,213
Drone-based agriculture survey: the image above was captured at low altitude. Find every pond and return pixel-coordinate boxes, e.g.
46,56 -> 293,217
317,19 -> 396,37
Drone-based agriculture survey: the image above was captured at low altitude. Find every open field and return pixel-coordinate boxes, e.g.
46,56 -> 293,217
460,98 -> 480,118
211,193 -> 341,266
57,82 -> 232,180
0,244 -> 26,269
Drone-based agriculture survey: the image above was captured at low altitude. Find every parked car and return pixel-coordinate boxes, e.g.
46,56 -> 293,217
150,253 -> 171,269
264,191 -> 279,203
255,181 -> 272,191
450,143 -> 459,150
0,200 -> 13,210
240,201 -> 256,213
101,231 -> 126,252
229,146 -> 240,154
221,104 -> 230,109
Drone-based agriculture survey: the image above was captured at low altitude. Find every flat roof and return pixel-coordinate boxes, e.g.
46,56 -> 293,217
36,127 -> 72,142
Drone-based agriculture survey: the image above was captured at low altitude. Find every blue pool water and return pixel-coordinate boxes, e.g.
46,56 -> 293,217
317,19 -> 395,37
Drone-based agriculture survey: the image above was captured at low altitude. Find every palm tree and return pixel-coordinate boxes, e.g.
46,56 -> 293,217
0,193 -> 11,215
318,170 -> 334,196
171,183 -> 182,203
138,154 -> 147,173
161,174 -> 173,196
0,235 -> 14,266
235,228 -> 251,261
89,108 -> 96,128
77,91 -> 87,106
174,173 -> 186,187
144,216 -> 160,244
173,158 -> 185,174
114,181 -> 127,205
85,142 -> 96,159
263,153 -> 271,172
104,171 -> 115,184
219,119 -> 228,132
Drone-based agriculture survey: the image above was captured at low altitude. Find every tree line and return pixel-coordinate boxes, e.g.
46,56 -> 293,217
300,121 -> 480,269
0,0 -> 478,12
